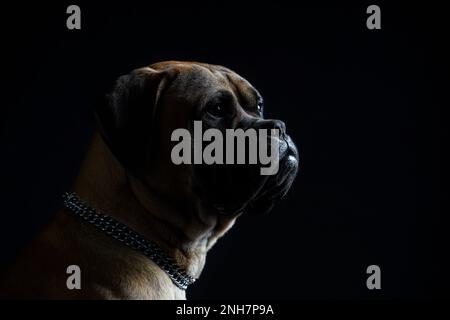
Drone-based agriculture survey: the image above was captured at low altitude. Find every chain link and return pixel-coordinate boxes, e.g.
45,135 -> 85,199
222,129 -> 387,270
62,192 -> 196,290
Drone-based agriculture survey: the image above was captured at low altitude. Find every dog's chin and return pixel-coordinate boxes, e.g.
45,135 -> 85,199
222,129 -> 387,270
242,139 -> 299,215
196,183 -> 259,217
210,202 -> 247,216
193,167 -> 267,217
193,135 -> 299,217
197,158 -> 297,217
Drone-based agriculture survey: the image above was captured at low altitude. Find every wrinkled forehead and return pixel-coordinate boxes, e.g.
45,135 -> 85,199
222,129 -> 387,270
168,64 -> 261,105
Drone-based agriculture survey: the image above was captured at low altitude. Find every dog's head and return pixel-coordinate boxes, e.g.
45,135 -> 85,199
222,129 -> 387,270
95,61 -> 299,218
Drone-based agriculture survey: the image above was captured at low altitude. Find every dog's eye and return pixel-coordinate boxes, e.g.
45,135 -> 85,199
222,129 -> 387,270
206,104 -> 227,118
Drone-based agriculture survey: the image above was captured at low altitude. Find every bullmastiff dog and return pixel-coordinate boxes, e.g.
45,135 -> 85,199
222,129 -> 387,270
0,61 -> 299,299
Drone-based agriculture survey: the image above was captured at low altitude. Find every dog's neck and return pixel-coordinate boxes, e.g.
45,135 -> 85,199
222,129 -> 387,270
70,133 -> 237,281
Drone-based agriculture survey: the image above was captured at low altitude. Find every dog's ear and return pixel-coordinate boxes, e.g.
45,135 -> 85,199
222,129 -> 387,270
95,67 -> 170,172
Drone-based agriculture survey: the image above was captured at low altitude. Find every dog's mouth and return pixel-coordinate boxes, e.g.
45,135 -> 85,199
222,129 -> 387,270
211,202 -> 247,216
281,135 -> 299,171
267,133 -> 299,173
193,133 -> 299,216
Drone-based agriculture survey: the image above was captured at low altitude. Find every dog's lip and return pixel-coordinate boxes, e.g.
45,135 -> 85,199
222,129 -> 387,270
197,193 -> 246,216
278,136 -> 298,162
212,202 -> 247,215
278,138 -> 289,158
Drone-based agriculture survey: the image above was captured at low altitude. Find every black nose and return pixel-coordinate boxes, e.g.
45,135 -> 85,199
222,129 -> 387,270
254,119 -> 287,136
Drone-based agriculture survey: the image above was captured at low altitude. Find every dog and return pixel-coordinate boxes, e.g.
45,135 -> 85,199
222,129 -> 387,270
0,61 -> 299,299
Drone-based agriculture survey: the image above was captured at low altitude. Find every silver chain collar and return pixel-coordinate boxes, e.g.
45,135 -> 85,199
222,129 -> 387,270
62,192 -> 196,290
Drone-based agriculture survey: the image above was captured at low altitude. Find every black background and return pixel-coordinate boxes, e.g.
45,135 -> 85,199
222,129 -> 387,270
1,1 -> 447,299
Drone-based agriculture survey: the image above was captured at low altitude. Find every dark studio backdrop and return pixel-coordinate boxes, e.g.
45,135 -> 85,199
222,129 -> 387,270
0,1 -> 447,300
